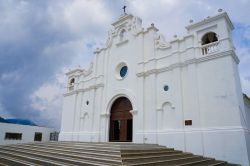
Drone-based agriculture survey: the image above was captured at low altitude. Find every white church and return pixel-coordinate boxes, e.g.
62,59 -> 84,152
59,10 -> 250,165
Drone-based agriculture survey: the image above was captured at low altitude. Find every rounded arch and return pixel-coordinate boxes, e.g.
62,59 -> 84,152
69,78 -> 75,85
119,28 -> 127,41
106,89 -> 137,115
157,101 -> 175,111
201,32 -> 218,45
110,97 -> 133,114
162,101 -> 175,110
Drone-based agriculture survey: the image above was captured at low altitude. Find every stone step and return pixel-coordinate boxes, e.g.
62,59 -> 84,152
4,144 -> 122,159
6,143 -> 121,154
125,156 -> 207,166
0,142 -> 239,166
0,146 -> 121,165
1,144 -> 200,165
0,146 -> 122,164
1,143 -> 203,165
31,141 -> 165,149
2,145 -> 191,161
46,143 -> 167,150
59,141 -> 160,146
123,153 -> 194,163
177,158 -> 222,166
7,143 -> 172,156
121,150 -> 183,157
0,150 -> 70,166
0,155 -> 39,166
38,141 -> 168,151
5,143 -> 184,162
185,160 -> 227,166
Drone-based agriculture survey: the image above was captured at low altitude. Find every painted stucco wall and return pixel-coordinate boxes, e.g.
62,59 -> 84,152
59,12 -> 249,165
0,122 -> 56,145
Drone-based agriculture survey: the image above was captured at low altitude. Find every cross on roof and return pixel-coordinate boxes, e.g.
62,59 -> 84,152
123,6 -> 126,13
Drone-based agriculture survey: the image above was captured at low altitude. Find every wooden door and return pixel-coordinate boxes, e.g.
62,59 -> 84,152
109,97 -> 133,142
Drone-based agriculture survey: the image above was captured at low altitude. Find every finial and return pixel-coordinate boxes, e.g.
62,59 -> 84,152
123,5 -> 127,13
218,8 -> 223,12
151,23 -> 154,27
189,19 -> 194,23
174,35 -> 177,38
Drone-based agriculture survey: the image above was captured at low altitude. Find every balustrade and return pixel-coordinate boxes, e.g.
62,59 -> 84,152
201,41 -> 219,55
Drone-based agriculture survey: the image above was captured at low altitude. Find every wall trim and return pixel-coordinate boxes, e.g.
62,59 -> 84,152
137,50 -> 239,77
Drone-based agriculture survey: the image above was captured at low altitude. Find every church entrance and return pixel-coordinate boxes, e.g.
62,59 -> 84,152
109,97 -> 133,142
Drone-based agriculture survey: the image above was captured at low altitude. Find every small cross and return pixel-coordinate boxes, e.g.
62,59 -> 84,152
123,5 -> 126,13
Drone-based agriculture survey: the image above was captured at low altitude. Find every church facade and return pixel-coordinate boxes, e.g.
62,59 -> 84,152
59,11 -> 250,165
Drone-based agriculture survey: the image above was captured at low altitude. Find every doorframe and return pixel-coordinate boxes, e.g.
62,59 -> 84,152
105,92 -> 136,142
108,96 -> 133,142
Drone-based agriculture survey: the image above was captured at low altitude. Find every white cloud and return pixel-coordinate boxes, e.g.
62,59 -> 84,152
29,71 -> 65,129
47,0 -> 112,41
0,0 -> 31,44
241,77 -> 250,96
1,70 -> 21,81
237,47 -> 250,66
243,27 -> 250,40
30,83 -> 61,110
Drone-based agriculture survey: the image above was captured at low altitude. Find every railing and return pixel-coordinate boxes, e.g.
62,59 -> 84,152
201,41 -> 219,55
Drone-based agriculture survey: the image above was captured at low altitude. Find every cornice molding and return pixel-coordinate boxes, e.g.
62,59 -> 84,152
116,39 -> 128,47
79,75 -> 104,84
66,69 -> 84,76
63,91 -> 77,97
137,50 -> 238,77
186,12 -> 234,31
112,14 -> 133,27
63,83 -> 104,97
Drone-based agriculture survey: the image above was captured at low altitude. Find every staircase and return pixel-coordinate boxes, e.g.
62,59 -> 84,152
0,142 -> 239,166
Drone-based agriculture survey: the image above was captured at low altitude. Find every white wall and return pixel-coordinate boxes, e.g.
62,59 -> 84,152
0,122 -> 56,145
59,12 -> 250,165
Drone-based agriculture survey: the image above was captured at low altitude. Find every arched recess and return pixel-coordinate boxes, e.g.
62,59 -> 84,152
69,78 -> 75,85
157,102 -> 177,130
119,29 -> 127,41
201,32 -> 218,45
105,89 -> 137,114
109,97 -> 133,142
162,102 -> 177,129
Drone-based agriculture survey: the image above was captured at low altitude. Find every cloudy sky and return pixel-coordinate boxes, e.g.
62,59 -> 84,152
0,0 -> 249,129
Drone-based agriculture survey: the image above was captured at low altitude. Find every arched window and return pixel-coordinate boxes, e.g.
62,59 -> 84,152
69,78 -> 75,86
201,32 -> 219,55
69,78 -> 75,91
202,32 -> 218,45
119,29 -> 126,41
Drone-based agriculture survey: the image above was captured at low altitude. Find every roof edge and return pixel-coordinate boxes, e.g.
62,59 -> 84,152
186,12 -> 234,31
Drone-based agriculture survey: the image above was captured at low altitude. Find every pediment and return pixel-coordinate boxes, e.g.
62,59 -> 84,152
103,13 -> 143,49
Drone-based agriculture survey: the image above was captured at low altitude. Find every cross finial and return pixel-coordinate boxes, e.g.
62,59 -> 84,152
123,5 -> 126,13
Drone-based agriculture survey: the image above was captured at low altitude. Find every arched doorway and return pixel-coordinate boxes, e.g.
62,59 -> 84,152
109,97 -> 133,142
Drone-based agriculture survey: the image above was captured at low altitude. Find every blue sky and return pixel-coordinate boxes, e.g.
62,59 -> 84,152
0,0 -> 249,129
